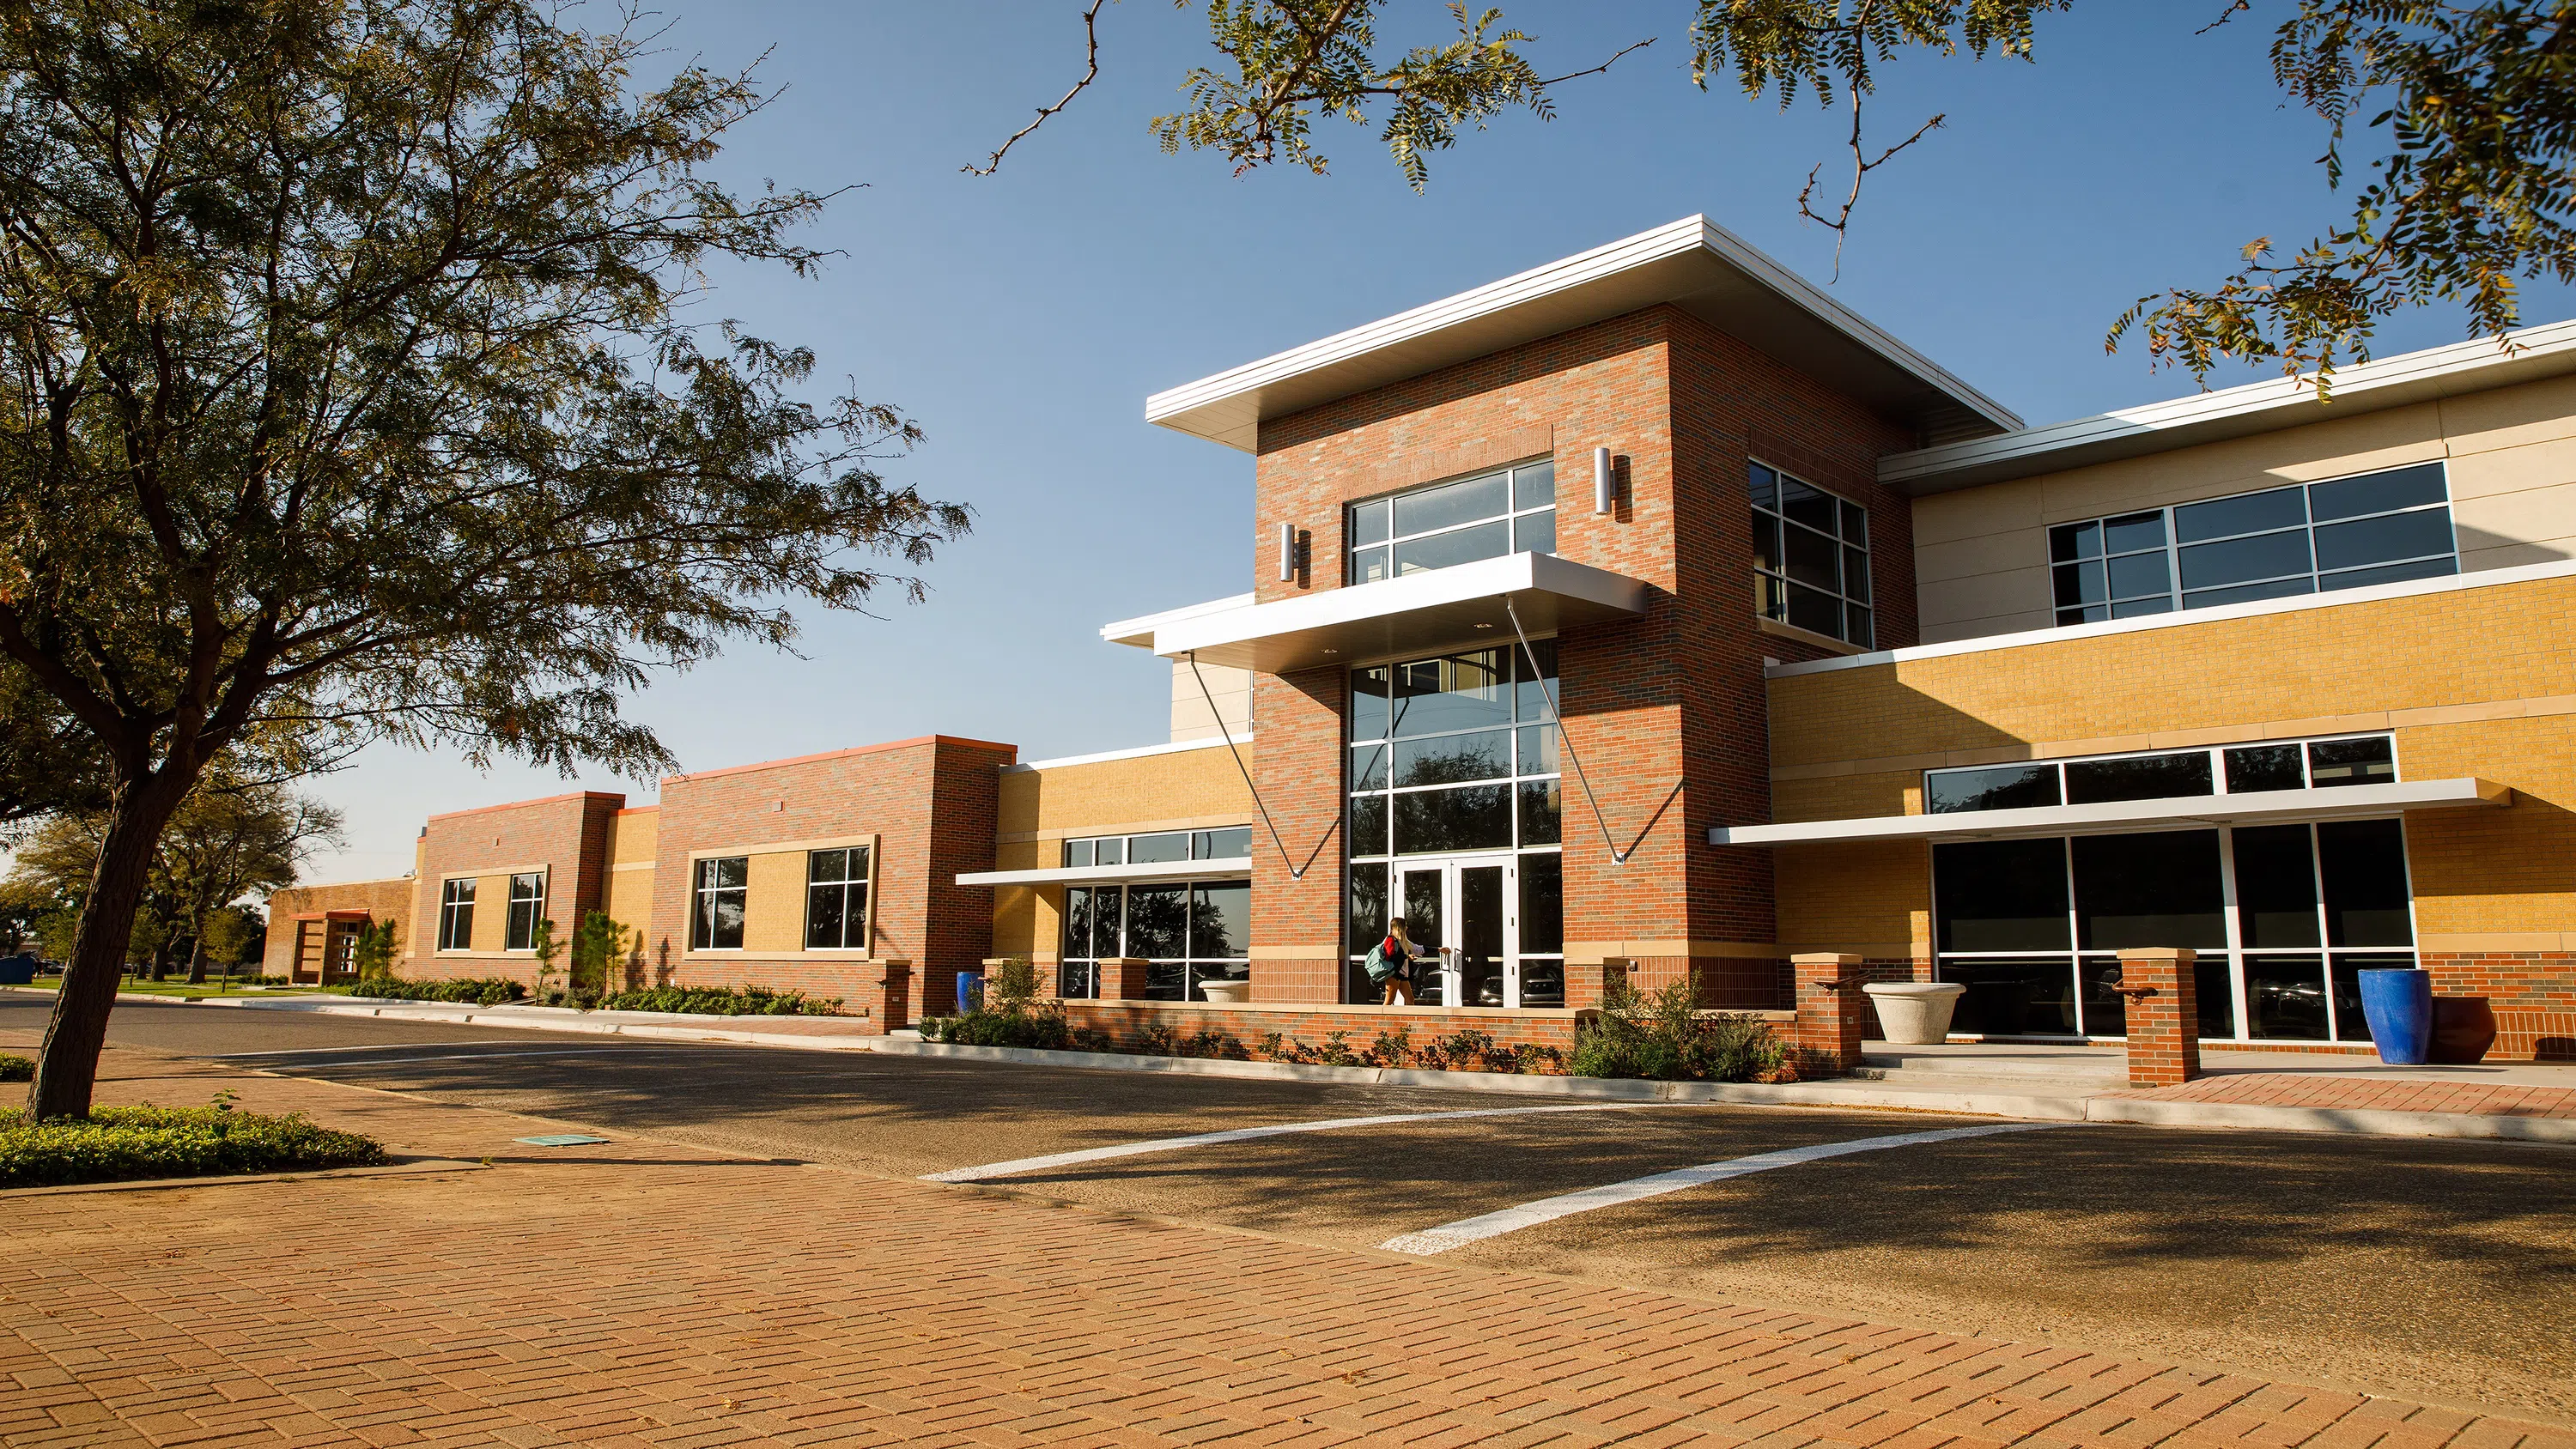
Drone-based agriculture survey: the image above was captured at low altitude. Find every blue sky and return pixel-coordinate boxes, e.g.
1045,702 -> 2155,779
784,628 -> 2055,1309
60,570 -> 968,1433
302,0 -> 2572,880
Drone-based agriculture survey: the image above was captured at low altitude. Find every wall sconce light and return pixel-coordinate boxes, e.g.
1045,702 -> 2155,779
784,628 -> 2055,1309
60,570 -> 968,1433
1593,447 -> 1613,515
1277,521 -> 1296,582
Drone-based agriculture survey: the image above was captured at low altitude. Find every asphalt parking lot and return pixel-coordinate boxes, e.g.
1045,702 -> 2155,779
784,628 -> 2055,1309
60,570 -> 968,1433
12,993 -> 2575,1424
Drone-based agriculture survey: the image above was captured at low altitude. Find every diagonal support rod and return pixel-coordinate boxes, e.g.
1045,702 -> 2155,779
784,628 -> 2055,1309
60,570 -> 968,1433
1505,597 -> 1628,865
1187,652 -> 1310,880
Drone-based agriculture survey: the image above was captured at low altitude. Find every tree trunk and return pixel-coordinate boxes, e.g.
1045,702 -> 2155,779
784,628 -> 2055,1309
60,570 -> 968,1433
185,931 -> 209,986
27,778 -> 191,1120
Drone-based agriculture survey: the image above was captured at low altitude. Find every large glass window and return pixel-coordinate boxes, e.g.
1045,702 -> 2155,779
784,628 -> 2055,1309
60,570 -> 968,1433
690,857 -> 747,951
504,872 -> 544,952
1062,827 -> 1252,867
806,846 -> 872,950
1751,461 -> 1872,646
437,878 -> 475,951
2050,463 -> 2456,626
1348,460 -> 1555,585
1348,645 -> 1560,859
1057,879 -> 1251,1001
1934,819 -> 2415,1043
1927,733 -> 2395,815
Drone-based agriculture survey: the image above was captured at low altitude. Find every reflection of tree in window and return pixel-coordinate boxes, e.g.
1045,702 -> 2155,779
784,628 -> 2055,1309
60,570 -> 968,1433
1123,884 -> 1189,960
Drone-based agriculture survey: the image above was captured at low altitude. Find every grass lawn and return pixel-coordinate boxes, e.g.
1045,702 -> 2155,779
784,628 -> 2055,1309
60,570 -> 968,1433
3,979 -> 325,1001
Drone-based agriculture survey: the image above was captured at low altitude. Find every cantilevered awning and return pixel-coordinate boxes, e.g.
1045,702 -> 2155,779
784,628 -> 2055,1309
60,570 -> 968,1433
1708,778 -> 2510,846
1110,551 -> 1649,674
956,858 -> 1253,889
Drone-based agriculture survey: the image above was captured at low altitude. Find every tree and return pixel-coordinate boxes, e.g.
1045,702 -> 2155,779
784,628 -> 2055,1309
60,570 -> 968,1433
529,916 -> 562,1001
567,910 -> 629,997
1,1 -> 969,1119
985,2 -> 2576,384
349,917 -> 399,979
4,776 -> 342,981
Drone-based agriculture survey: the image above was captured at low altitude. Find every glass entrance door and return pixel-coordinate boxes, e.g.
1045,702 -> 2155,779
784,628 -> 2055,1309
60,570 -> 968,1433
1394,856 -> 1520,1007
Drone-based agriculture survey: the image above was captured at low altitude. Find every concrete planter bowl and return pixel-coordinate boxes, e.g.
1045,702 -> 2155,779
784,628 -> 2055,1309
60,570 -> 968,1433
1862,981 -> 1966,1046
1198,979 -> 1252,1004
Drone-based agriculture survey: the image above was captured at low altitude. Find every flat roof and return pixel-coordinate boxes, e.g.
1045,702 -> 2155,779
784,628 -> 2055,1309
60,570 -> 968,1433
1878,318 -> 2576,495
1145,215 -> 2022,452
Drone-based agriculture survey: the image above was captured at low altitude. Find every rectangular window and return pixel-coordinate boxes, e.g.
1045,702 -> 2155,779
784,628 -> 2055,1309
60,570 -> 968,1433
690,857 -> 747,950
1934,818 -> 2414,1043
2049,462 -> 2455,626
1063,827 -> 1255,867
1056,878 -> 1251,1002
504,872 -> 544,952
1751,461 -> 1873,646
1927,733 -> 2394,815
805,846 -> 872,950
1348,459 -> 1555,585
437,878 -> 476,951
1346,644 -> 1560,860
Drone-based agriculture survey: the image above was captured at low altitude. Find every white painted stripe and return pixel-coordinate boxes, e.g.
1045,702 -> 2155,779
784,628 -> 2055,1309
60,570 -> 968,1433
921,1103 -> 1677,1184
209,1040 -> 544,1058
1379,1123 -> 2051,1254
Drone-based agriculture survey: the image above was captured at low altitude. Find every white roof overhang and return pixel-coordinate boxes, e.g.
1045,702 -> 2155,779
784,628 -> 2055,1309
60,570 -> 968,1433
1115,551 -> 1650,674
1709,778 -> 2510,847
956,858 -> 1253,889
1145,215 -> 2020,452
1877,319 -> 2576,496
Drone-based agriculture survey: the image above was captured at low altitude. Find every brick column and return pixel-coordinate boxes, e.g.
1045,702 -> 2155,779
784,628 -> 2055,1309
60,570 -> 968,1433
858,959 -> 912,1035
1791,954 -> 1868,1075
1097,957 -> 1151,1001
1567,957 -> 1633,1009
2116,949 -> 2201,1087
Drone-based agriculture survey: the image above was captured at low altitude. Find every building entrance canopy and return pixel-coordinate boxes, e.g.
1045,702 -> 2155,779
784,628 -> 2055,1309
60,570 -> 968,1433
1708,777 -> 2509,846
1108,551 -> 1649,674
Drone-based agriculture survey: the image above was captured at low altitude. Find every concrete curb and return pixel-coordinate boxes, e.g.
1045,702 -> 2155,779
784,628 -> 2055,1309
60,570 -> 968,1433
878,1040 -> 2576,1142
147,994 -> 890,1053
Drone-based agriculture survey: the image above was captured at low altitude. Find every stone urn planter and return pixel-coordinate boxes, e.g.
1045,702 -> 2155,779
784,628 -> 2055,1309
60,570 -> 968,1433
1199,979 -> 1252,1004
1862,981 -> 1966,1046
2430,996 -> 2497,1064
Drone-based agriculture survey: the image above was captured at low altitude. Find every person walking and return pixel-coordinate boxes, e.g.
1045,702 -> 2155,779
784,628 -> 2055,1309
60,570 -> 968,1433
1364,917 -> 1420,1006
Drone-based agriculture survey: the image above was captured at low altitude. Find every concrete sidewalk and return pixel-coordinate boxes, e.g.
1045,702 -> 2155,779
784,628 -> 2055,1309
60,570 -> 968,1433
7,1045 -> 2571,1449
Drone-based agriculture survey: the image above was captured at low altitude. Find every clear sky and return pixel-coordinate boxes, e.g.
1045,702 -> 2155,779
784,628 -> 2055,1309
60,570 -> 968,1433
298,0 -> 2573,881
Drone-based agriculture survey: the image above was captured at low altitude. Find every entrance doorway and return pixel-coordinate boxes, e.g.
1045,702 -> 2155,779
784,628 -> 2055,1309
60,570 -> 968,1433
1390,855 -> 1555,1008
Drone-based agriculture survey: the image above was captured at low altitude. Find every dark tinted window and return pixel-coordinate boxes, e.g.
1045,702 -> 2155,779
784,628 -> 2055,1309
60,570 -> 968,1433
1934,840 -> 2071,952
2308,462 -> 2445,522
2072,830 -> 2226,949
1127,832 -> 1188,864
1123,884 -> 1189,960
2318,819 -> 2412,945
2179,530 -> 2313,590
1394,729 -> 1510,786
1513,461 -> 1556,510
1925,764 -> 2062,814
1518,853 -> 1563,956
1346,864 -> 1387,955
1393,785 -> 1512,853
2313,510 -> 2456,573
2308,737 -> 2394,787
1392,472 -> 1507,537
2063,752 -> 2213,804
2230,824 -> 2321,947
1191,882 -> 1249,958
2176,485 -> 2305,543
2224,744 -> 2306,793
1194,827 -> 1252,860
1390,652 -> 1510,737
1940,957 -> 2077,1036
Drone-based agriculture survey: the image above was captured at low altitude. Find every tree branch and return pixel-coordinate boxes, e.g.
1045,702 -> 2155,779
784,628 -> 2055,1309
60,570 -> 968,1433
965,0 -> 1110,176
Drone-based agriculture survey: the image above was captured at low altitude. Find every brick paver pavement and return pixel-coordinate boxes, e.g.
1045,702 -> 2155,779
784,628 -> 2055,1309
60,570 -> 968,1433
2106,1075 -> 2576,1118
5,1046 -> 2573,1449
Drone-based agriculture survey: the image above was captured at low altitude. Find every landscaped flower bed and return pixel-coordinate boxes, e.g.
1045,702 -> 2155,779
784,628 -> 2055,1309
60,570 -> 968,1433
342,976 -> 527,1005
594,985 -> 841,1016
2,1098 -> 387,1189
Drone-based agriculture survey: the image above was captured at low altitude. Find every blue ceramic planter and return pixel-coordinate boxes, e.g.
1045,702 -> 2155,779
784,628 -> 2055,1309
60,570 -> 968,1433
956,971 -> 985,1015
2358,967 -> 2433,1065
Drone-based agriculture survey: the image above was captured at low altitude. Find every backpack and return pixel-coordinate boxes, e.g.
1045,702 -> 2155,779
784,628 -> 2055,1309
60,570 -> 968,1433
1363,940 -> 1396,983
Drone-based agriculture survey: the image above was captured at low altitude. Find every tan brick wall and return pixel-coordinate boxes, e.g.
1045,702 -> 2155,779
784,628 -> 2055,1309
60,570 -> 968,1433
259,876 -> 415,981
601,809 -> 657,949
1914,371 -> 2576,642
987,742 -> 1261,965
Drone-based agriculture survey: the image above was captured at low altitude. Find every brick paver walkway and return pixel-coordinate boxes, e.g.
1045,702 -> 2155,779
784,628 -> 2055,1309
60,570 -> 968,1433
5,1046 -> 2572,1449
2109,1074 -> 2576,1118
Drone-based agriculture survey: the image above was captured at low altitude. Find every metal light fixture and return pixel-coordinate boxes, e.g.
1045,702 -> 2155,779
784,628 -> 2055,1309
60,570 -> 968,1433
1277,521 -> 1296,581
1593,447 -> 1613,514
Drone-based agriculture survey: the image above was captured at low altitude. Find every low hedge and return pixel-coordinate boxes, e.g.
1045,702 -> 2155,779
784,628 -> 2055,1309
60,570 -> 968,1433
595,984 -> 840,1016
343,976 -> 526,1006
920,1008 -> 1070,1049
1,1100 -> 387,1188
0,1053 -> 32,1082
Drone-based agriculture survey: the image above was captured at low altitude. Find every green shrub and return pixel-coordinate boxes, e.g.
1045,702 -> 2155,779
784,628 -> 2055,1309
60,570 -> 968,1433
921,1007 -> 1071,1049
343,976 -> 526,1006
596,984 -> 840,1016
0,1053 -> 32,1082
1570,977 -> 1783,1082
0,1099 -> 386,1188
